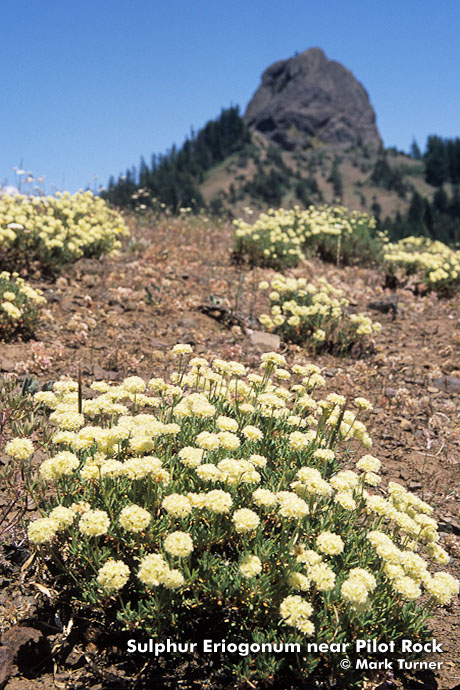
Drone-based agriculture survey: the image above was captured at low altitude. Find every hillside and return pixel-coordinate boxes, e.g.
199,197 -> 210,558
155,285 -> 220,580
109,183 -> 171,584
103,48 -> 460,244
199,134 -> 434,220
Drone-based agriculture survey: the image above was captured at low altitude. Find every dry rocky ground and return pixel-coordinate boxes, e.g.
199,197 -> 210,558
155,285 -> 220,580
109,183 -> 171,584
0,213 -> 459,690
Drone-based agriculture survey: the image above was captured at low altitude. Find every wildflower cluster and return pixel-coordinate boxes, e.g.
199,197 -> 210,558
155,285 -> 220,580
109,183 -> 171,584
258,275 -> 381,352
0,270 -> 46,340
24,349 -> 458,684
233,205 -> 380,269
384,236 -> 460,293
0,190 -> 129,269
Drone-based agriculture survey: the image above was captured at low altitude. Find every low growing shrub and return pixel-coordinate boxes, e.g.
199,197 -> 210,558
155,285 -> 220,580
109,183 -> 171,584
233,205 -> 383,269
18,347 -> 458,686
0,190 -> 129,270
383,236 -> 460,294
258,275 -> 381,353
0,270 -> 46,341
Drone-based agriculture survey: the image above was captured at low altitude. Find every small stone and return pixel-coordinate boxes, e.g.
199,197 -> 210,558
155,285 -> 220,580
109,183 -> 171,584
122,301 -> 137,312
179,316 -> 200,330
55,277 -> 68,289
400,419 -> 411,431
1,625 -> 42,657
149,339 -> 168,349
451,520 -> 460,536
432,375 -> 460,393
248,330 -> 281,352
81,274 -> 97,287
60,297 -> 77,312
0,646 -> 14,685
64,646 -> 85,668
1,626 -> 49,674
91,367 -> 119,381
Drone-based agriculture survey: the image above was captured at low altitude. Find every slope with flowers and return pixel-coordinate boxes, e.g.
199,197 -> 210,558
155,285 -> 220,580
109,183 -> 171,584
0,204 -> 459,690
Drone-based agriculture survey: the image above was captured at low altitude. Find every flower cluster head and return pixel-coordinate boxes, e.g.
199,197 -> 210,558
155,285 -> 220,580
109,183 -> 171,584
232,508 -> 260,534
28,517 -> 59,544
424,572 -> 459,605
277,491 -> 309,519
164,531 -> 194,558
294,467 -> 332,498
119,505 -> 151,532
239,554 -> 262,578
316,531 -> 344,556
280,595 -> 315,635
178,446 -> 205,468
96,559 -> 130,591
252,488 -> 277,507
341,568 -> 376,609
138,553 -> 184,589
162,494 -> 193,518
79,509 -> 110,537
40,451 -> 79,481
308,562 -> 336,591
172,344 -> 193,355
203,490 -> 233,514
5,437 -> 34,460
49,506 -> 75,529
356,454 -> 381,473
288,572 -> 311,592
392,576 -> 422,601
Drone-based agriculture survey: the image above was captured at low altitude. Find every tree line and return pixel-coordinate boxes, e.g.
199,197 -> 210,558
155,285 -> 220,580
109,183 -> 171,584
382,186 -> 460,245
424,135 -> 460,186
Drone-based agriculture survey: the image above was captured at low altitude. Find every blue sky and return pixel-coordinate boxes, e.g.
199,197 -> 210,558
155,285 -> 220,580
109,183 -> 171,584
1,1 -> 460,193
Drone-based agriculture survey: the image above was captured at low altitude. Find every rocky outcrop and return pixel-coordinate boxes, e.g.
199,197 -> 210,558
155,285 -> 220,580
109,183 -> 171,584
244,47 -> 382,151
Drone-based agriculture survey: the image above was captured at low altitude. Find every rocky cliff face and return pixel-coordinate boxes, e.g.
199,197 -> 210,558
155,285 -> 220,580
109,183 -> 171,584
244,47 -> 382,151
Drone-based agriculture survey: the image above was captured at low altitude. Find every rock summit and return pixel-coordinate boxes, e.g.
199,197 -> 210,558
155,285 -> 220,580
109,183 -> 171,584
244,47 -> 382,150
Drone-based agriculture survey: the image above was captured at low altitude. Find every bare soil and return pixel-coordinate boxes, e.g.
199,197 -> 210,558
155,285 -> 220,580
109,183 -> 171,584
0,214 -> 459,690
